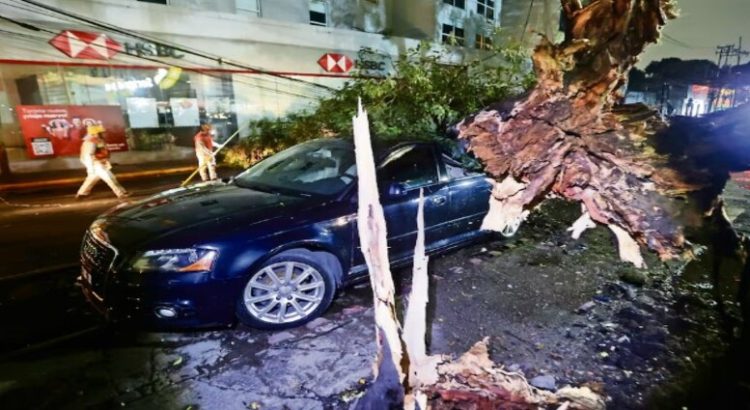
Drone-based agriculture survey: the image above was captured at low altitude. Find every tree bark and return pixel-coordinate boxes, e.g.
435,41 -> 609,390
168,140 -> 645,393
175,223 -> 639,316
458,0 -> 692,264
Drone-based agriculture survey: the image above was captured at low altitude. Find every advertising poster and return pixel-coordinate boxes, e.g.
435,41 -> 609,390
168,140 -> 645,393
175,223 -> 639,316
126,97 -> 159,128
16,105 -> 129,159
170,98 -> 200,127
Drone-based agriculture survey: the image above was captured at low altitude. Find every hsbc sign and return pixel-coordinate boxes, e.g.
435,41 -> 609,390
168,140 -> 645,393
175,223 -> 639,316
317,53 -> 354,73
49,30 -> 122,60
49,30 -> 184,60
317,50 -> 391,76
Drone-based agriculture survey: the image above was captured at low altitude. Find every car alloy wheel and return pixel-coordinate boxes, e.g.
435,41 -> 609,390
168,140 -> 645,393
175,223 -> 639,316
243,261 -> 327,325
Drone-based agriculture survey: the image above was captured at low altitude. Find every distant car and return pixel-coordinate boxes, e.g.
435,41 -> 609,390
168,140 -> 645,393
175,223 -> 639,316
78,138 -> 491,329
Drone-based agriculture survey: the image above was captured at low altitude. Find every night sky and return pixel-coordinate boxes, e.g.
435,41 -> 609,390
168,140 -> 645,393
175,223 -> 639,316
639,0 -> 750,67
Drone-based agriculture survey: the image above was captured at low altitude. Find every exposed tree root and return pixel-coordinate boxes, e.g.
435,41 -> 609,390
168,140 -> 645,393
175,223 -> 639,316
457,0 -> 690,265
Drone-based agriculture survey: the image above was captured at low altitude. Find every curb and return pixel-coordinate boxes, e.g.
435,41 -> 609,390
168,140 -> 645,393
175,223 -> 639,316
0,166 -> 195,192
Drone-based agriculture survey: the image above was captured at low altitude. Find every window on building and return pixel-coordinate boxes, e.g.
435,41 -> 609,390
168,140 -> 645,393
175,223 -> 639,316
476,34 -> 493,50
441,24 -> 465,46
443,0 -> 465,9
236,0 -> 260,15
309,1 -> 328,27
477,0 -> 495,19
137,0 -> 168,4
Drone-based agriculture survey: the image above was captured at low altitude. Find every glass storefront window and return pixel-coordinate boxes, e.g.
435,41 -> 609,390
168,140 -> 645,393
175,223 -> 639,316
0,62 -> 240,167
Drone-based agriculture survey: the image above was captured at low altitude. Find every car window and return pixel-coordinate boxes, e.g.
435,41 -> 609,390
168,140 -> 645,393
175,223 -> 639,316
378,145 -> 438,188
442,153 -> 481,179
234,140 -> 356,196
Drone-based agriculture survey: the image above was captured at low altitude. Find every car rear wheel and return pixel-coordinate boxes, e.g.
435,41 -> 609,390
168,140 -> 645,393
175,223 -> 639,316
236,252 -> 336,329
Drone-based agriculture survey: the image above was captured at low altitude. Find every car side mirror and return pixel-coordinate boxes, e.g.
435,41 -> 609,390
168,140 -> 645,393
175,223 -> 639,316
386,182 -> 408,198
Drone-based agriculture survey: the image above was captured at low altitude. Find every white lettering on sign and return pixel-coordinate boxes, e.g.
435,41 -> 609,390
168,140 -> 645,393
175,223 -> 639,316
104,78 -> 155,92
123,42 -> 184,59
356,47 -> 391,77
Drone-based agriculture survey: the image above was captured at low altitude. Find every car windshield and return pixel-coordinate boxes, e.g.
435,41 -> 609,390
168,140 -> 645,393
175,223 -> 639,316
234,140 -> 357,197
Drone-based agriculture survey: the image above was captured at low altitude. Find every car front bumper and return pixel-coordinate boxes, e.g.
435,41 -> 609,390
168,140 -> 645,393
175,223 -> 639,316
78,265 -> 239,329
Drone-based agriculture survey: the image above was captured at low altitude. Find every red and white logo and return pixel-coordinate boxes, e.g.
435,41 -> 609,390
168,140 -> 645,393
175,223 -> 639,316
317,53 -> 354,73
49,30 -> 122,60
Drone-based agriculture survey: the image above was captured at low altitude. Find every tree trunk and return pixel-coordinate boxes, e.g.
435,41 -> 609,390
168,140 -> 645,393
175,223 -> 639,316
458,0 -> 695,265
352,100 -> 409,409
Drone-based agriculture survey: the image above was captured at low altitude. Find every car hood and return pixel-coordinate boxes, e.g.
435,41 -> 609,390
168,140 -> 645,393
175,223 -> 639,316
97,182 -> 314,250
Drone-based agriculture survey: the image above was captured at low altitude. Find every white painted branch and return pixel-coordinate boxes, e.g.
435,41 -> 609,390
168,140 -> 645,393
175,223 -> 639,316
403,189 -> 428,363
402,190 -> 442,410
352,99 -> 407,385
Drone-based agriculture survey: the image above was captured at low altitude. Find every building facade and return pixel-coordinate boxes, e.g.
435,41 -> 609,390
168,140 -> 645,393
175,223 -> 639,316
0,0 -> 556,174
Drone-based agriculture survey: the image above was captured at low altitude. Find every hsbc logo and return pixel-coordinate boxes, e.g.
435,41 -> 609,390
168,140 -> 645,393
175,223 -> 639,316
49,30 -> 122,60
317,53 -> 354,73
50,30 -> 184,60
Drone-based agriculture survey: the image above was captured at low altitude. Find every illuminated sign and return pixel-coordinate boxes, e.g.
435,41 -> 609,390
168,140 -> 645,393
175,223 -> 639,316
50,30 -> 183,60
104,78 -> 154,92
123,42 -> 184,59
49,30 -> 122,60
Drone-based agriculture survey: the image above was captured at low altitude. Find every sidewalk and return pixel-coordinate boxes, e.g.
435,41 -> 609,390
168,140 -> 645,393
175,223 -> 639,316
0,160 -> 202,193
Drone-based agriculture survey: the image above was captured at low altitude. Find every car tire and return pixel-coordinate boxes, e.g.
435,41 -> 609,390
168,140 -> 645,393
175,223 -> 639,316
236,251 -> 337,330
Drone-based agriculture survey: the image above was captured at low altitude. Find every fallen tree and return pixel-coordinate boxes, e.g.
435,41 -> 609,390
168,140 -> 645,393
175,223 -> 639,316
353,101 -> 604,409
355,0 -> 750,407
453,0 -> 750,403
456,0 -> 707,266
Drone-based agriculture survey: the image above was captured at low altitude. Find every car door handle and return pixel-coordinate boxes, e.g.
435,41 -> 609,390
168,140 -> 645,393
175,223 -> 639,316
431,195 -> 447,206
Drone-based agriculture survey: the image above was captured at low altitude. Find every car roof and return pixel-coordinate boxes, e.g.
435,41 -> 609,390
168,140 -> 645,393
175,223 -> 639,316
306,137 -> 436,156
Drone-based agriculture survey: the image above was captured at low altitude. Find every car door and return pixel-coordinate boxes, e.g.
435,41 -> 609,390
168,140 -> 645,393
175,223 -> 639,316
440,153 -> 492,239
350,143 -> 453,270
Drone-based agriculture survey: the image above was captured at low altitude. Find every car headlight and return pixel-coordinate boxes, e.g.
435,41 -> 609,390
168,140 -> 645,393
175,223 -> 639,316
132,248 -> 218,273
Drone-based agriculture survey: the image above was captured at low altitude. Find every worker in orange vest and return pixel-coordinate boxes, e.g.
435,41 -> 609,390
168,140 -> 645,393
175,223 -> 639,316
76,124 -> 128,199
194,122 -> 217,181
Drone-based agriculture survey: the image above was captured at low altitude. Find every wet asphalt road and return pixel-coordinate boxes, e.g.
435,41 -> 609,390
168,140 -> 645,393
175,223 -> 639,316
0,172 -> 203,278
0,175 -> 196,352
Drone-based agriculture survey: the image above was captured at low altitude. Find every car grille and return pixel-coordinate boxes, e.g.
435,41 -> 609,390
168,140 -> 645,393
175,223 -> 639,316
81,231 -> 117,295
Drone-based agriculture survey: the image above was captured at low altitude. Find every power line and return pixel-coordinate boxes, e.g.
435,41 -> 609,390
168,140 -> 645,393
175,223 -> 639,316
13,0 -> 335,94
715,37 -> 748,72
0,1 -> 334,100
661,33 -> 712,51
520,0 -> 536,43
2,0 -> 333,99
16,0 -> 337,92
0,11 -> 326,100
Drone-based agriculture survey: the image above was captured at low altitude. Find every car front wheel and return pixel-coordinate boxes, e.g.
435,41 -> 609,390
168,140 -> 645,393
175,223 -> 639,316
236,252 -> 336,329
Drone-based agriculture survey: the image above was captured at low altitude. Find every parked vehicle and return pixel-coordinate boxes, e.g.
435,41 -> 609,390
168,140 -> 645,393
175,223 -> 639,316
79,138 -> 491,329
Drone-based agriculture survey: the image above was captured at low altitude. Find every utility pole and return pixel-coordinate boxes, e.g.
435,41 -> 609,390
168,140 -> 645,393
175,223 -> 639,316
719,37 -> 749,108
731,36 -> 750,67
716,44 -> 733,72
716,37 -> 749,74
737,37 -> 745,66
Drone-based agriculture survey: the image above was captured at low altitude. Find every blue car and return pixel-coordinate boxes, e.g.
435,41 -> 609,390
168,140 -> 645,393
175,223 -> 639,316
79,138 -> 491,329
